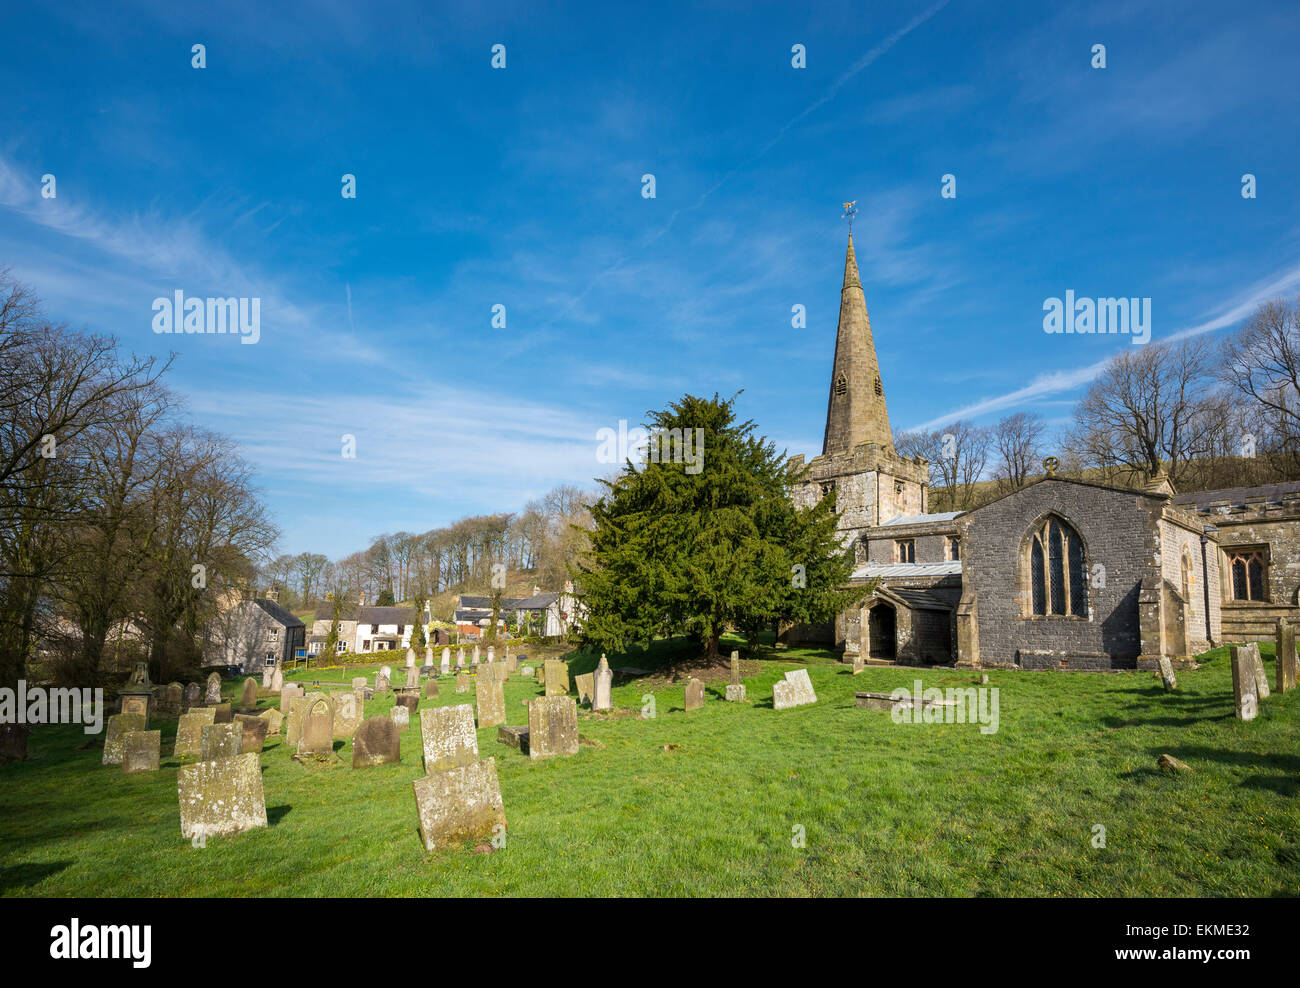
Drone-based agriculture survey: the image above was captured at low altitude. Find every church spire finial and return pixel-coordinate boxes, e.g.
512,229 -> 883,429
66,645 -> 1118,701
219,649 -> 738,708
842,200 -> 857,236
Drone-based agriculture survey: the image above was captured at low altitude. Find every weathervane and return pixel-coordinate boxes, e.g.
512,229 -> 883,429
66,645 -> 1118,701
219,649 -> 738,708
842,200 -> 858,234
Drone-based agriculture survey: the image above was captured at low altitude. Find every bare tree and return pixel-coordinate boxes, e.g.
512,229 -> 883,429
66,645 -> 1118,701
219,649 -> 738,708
992,412 -> 1045,494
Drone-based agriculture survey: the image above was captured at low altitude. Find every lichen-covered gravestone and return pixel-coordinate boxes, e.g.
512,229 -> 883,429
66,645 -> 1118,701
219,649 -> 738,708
476,674 -> 506,728
1247,642 -> 1271,699
333,690 -> 364,740
471,644 -> 481,664
296,696 -> 336,757
575,673 -> 595,706
270,666 -> 283,692
240,677 -> 258,709
258,707 -> 283,736
441,648 -> 451,675
425,679 -> 440,699
182,682 -> 202,711
406,648 -> 417,668
279,683 -> 304,713
1231,644 -> 1260,721
486,646 -> 495,663
233,713 -> 269,753
773,669 -> 817,710
412,756 -> 506,851
405,666 -> 418,689
159,683 -> 184,717
390,705 -> 410,730
455,673 -> 470,694
205,672 -> 222,706
102,713 -> 147,765
376,668 -> 391,693
527,696 -> 578,760
200,722 -> 244,761
212,703 -> 232,724
352,676 -> 368,691
593,654 -> 613,711
1158,657 -> 1177,691
178,752 -> 267,841
262,665 -> 274,689
395,692 -> 419,714
174,708 -> 216,757
725,653 -> 746,702
285,693 -> 319,746
684,677 -> 705,711
420,704 -> 479,774
1278,617 -> 1298,694
121,730 -> 161,773
353,716 -> 400,767
543,660 -> 569,697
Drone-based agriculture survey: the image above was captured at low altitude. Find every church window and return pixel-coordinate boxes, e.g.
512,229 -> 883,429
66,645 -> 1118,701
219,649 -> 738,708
947,537 -> 960,561
874,376 -> 883,397
1225,547 -> 1268,602
1026,516 -> 1087,617
895,539 -> 915,563
820,480 -> 835,498
835,374 -> 847,397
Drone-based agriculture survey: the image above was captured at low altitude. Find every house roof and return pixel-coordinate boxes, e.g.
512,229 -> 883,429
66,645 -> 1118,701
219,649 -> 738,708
313,603 -> 360,621
1173,480 -> 1300,511
357,606 -> 416,625
853,561 -> 963,580
512,593 -> 560,610
252,598 -> 304,628
880,511 -> 964,526
876,586 -> 955,611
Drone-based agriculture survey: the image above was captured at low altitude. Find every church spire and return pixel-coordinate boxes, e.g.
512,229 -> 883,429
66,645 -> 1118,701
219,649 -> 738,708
821,233 -> 894,458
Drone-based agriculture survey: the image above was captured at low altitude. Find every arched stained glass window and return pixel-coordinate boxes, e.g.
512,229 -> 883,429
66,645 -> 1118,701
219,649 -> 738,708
1027,516 -> 1088,617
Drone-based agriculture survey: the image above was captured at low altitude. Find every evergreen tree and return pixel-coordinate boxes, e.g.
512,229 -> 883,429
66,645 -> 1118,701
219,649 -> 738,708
576,393 -> 871,664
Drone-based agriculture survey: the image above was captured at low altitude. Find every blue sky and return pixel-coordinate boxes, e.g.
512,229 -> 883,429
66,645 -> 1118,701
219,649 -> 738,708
2,0 -> 1298,558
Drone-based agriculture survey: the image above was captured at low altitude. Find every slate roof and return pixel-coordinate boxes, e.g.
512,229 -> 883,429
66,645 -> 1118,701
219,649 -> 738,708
511,593 -> 560,610
252,598 -> 305,628
879,511 -> 964,526
357,606 -> 417,625
1173,480 -> 1300,511
853,561 -> 963,580
878,586 -> 955,611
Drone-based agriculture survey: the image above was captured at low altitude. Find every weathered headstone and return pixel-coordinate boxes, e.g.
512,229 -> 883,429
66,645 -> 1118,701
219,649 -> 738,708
486,646 -> 495,663
258,707 -> 283,735
425,646 -> 435,668
405,666 -> 419,689
730,652 -> 741,686
412,757 -> 506,851
353,716 -> 400,767
425,678 -> 440,698
476,673 -> 506,728
456,647 -> 466,667
527,696 -> 578,759
183,682 -> 202,711
543,660 -> 569,697
773,669 -> 817,710
684,677 -> 705,711
102,713 -> 146,765
333,690 -> 364,740
0,724 -> 29,762
285,693 -> 315,746
1158,657 -> 1177,691
420,704 -> 478,774
497,725 -> 528,751
395,692 -> 419,714
504,650 -> 517,675
725,683 -> 747,702
159,682 -> 184,718
1279,617 -> 1298,694
117,662 -> 153,722
1231,644 -> 1260,721
352,676 -> 368,691
234,713 -> 269,753
375,667 -> 391,693
852,657 -> 866,676
262,665 -> 274,690
270,666 -> 284,692
297,695 -> 337,757
212,702 -> 232,724
205,672 -> 222,706
455,673 -> 470,694
406,647 -> 417,668
520,666 -> 534,678
173,708 -> 216,757
1247,642 -> 1271,699
121,730 -> 161,773
201,722 -> 244,761
240,677 -> 258,709
441,647 -> 451,675
593,654 -> 613,711
178,752 -> 267,840
280,683 -> 304,713
390,705 -> 410,730
471,644 -> 481,665
575,673 -> 595,706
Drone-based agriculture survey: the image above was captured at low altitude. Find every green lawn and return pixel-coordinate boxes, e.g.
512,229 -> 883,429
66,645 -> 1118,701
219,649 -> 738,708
2,641 -> 1297,896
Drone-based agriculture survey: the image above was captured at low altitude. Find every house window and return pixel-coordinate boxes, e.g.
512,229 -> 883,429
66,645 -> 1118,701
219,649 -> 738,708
1226,547 -> 1268,601
362,640 -> 371,651
308,642 -> 320,654
396,624 -> 404,635
1026,515 -> 1087,617
895,539 -> 915,563
948,537 -> 960,561
336,640 -> 347,654
370,624 -> 379,634
267,627 -> 279,640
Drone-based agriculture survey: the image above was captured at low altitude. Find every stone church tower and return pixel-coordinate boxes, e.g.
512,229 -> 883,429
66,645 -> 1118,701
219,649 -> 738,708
789,234 -> 929,553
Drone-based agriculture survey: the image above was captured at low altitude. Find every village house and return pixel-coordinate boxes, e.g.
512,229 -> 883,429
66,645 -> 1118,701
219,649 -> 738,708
207,597 -> 305,672
307,603 -> 417,655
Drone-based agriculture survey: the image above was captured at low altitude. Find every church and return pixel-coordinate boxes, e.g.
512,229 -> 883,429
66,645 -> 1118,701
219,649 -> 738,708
787,235 -> 1300,670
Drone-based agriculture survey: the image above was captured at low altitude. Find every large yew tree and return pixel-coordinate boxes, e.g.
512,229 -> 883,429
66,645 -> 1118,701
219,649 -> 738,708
577,393 -> 869,664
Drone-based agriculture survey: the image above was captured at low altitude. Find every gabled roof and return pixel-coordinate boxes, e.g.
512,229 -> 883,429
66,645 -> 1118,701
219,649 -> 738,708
511,593 -> 559,610
357,606 -> 416,625
1173,480 -> 1300,511
252,598 -> 304,628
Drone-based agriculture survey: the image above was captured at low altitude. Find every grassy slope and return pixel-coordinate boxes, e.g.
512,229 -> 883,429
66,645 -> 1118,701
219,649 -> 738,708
1,642 -> 1296,897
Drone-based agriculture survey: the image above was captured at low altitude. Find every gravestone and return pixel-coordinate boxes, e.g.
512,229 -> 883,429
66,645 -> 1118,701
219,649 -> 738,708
497,725 -> 528,751
543,660 -> 569,697
405,666 -> 419,689
684,678 -> 705,711
486,646 -> 495,663
575,673 -> 595,706
425,679 -> 440,698
773,669 -> 817,710
353,716 -> 400,767
234,713 -> 269,753
593,654 -> 613,711
520,666 -> 534,678
261,665 -> 273,689
725,652 -> 746,700
730,652 -> 741,685
1158,657 -> 1177,691
1231,644 -> 1260,721
457,648 -> 466,667
0,724 -> 29,762
178,752 -> 267,840
121,730 -> 161,773
258,707 -> 283,735
535,666 -> 545,686
425,646 -> 435,668
102,713 -> 146,765
333,690 -> 364,740
205,672 -> 222,706
455,673 -> 470,694
1279,617 -> 1298,694
352,676 -> 368,691
212,703 -> 232,724
117,662 -> 152,722
1247,642 -> 1271,699
471,644 -> 481,665
375,667 -> 391,693
280,683 -> 304,713
504,650 -> 517,675
852,657 -> 866,676
158,682 -> 184,718
406,648 -> 417,668
200,722 -> 244,761
412,757 -> 506,852
420,704 -> 479,774
297,695 -> 337,757
240,677 -> 258,710
527,696 -> 578,760
174,708 -> 216,757
395,692 -> 419,714
285,694 -> 320,746
390,705 -> 410,730
183,682 -> 202,711
270,667 -> 284,692
441,648 -> 451,675
476,673 -> 507,728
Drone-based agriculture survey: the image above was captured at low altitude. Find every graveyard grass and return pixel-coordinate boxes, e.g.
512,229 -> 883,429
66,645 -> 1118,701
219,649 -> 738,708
2,642 -> 1298,897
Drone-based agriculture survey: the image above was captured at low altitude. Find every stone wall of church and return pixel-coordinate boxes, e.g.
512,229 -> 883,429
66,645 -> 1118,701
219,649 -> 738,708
958,480 -> 1161,669
1156,517 -> 1220,652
